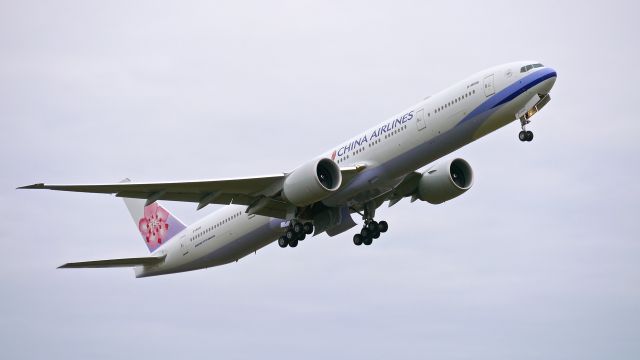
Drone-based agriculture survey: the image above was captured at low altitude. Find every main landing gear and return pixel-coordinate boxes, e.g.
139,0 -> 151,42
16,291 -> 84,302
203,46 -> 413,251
352,204 -> 389,246
353,220 -> 388,246
518,117 -> 534,142
278,221 -> 314,248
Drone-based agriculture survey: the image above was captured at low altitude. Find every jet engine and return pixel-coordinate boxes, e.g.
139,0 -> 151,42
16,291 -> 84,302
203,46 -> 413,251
418,158 -> 474,204
282,158 -> 342,207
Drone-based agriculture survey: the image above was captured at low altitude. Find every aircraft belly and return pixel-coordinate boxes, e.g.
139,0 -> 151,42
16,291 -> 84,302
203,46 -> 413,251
472,108 -> 514,139
190,217 -> 281,268
473,91 -> 533,140
138,216 -> 281,277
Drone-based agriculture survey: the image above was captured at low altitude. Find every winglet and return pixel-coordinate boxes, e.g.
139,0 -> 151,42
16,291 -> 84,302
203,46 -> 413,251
17,183 -> 45,190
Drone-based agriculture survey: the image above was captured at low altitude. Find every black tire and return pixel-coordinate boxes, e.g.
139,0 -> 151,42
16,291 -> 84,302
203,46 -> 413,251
286,230 -> 295,240
363,236 -> 373,246
372,230 -> 380,239
526,131 -> 534,142
518,131 -> 527,142
353,234 -> 363,246
360,228 -> 370,238
278,236 -> 288,248
367,221 -> 379,232
378,221 -> 388,233
293,223 -> 303,234
303,222 -> 314,234
298,232 -> 306,241
289,239 -> 298,248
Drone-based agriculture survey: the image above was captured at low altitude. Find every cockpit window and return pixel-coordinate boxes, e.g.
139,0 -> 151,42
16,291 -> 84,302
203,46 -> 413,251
520,63 -> 544,73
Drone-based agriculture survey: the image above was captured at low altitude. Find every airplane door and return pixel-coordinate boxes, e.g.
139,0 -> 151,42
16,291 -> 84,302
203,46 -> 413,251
483,74 -> 495,97
415,108 -> 426,130
180,234 -> 190,256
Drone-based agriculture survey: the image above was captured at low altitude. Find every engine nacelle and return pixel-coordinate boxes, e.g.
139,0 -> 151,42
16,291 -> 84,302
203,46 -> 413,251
282,158 -> 342,207
418,158 -> 474,204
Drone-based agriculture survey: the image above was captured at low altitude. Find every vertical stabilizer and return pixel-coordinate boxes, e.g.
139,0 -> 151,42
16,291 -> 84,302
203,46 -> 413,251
120,180 -> 187,252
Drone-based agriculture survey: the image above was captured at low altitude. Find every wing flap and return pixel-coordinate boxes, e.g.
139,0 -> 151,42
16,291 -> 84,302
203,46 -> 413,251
58,256 -> 165,269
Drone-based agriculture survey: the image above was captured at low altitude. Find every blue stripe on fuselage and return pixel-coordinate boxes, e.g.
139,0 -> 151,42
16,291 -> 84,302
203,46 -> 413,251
457,68 -> 557,127
326,67 -> 558,206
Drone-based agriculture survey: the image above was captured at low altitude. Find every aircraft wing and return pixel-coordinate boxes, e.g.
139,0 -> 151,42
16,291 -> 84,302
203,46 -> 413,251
19,167 -> 361,218
58,255 -> 165,268
384,171 -> 423,207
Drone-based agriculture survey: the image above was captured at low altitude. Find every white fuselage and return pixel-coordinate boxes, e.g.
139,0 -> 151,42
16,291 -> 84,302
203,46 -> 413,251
138,61 -> 557,277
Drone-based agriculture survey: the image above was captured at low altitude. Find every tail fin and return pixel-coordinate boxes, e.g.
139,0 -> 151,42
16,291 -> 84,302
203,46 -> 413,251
121,180 -> 187,252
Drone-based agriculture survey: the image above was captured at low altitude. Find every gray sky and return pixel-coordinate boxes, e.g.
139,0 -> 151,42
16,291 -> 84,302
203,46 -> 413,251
1,0 -> 639,359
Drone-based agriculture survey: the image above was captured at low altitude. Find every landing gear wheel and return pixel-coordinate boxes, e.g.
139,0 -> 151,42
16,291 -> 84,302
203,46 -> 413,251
293,223 -> 303,234
289,239 -> 298,248
278,236 -> 288,248
352,203 -> 389,246
298,232 -> 306,241
303,222 -> 313,234
519,131 -> 527,142
286,230 -> 295,240
525,131 -> 534,142
353,234 -> 363,246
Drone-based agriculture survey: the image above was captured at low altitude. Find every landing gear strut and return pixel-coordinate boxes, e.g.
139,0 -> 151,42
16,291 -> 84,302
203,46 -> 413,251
352,204 -> 388,246
518,116 -> 534,142
278,220 -> 314,248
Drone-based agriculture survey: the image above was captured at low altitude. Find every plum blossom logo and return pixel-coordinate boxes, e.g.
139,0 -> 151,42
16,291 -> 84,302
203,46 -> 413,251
138,203 -> 170,247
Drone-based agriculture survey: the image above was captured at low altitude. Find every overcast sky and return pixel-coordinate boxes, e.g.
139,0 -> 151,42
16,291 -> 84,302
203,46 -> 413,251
1,1 -> 639,359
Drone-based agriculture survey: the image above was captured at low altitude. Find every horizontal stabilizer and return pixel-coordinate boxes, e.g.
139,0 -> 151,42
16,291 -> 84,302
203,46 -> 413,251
58,255 -> 165,269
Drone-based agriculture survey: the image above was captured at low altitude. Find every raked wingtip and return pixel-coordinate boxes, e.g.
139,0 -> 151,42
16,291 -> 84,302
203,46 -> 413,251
17,183 -> 45,190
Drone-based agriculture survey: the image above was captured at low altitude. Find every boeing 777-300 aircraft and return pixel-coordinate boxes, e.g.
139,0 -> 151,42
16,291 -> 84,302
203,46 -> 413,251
20,61 -> 557,277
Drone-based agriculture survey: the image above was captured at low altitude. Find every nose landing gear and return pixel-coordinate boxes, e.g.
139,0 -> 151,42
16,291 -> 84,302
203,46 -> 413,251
278,221 -> 314,248
518,130 -> 533,142
518,117 -> 534,142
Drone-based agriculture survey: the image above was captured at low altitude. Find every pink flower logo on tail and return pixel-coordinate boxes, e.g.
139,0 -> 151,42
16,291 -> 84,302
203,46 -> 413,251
138,203 -> 170,246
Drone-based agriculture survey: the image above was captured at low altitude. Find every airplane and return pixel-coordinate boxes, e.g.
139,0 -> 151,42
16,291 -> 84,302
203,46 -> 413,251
19,61 -> 557,278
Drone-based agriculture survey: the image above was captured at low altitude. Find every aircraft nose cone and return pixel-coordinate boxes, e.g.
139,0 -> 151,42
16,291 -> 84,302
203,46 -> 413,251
541,67 -> 557,93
